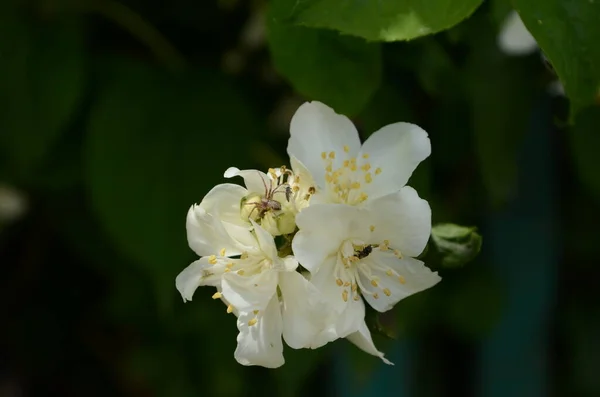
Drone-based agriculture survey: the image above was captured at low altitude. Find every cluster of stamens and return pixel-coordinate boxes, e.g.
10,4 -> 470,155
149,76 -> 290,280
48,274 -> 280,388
321,146 -> 383,205
243,165 -> 315,223
334,226 -> 406,303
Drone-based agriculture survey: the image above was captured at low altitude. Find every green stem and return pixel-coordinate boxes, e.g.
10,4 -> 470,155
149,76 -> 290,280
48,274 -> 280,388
83,0 -> 186,71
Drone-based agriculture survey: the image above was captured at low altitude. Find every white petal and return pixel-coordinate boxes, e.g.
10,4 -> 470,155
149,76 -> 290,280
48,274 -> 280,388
279,271 -> 338,349
346,321 -> 393,365
293,204 -> 370,273
334,292 -> 366,338
234,296 -> 284,368
186,204 -> 240,257
221,270 -> 278,313
288,101 -> 361,188
360,253 -> 441,312
358,122 -> 431,200
289,155 -> 317,211
308,256 -> 365,338
175,257 -> 216,301
250,220 -> 278,261
368,187 -> 431,257
498,11 -> 538,56
224,167 -> 271,196
199,183 -> 248,227
290,155 -> 316,192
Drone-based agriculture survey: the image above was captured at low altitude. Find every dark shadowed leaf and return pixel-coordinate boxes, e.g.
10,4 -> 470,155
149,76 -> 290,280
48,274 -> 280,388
0,8 -> 84,178
268,13 -> 381,116
512,0 -> 600,119
85,60 -> 260,310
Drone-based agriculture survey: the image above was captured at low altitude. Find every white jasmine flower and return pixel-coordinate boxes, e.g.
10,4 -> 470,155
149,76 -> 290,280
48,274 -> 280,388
292,189 -> 441,363
176,184 -> 334,368
286,101 -> 431,206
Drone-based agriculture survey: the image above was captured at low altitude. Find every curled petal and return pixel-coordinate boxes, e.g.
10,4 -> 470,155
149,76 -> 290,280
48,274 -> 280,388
224,167 -> 272,196
346,321 -> 393,365
175,257 -> 218,301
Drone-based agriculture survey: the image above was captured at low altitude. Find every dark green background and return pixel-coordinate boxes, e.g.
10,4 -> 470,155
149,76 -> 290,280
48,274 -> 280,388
1,0 -> 599,396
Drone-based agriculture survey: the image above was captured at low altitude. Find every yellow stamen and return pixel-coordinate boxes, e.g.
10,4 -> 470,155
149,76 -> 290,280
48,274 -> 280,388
227,305 -> 234,313
343,145 -> 350,153
248,318 -> 257,326
342,290 -> 348,302
336,278 -> 343,286
370,225 -> 375,232
208,255 -> 217,265
321,152 -> 327,159
212,292 -> 222,299
375,167 -> 382,175
371,279 -> 378,287
383,288 -> 391,297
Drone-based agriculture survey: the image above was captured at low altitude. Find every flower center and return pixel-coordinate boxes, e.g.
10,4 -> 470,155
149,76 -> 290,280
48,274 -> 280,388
239,165 -> 315,235
320,148 -> 382,205
332,237 -> 406,303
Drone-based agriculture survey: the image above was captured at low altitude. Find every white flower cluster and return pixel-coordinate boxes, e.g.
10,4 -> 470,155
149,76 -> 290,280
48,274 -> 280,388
175,102 -> 441,368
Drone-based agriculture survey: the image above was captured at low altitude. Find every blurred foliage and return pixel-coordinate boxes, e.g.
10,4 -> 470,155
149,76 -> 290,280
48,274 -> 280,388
269,0 -> 484,41
1,0 -> 599,396
513,0 -> 600,119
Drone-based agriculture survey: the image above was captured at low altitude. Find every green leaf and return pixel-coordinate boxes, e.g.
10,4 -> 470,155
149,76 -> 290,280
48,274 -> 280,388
267,6 -> 381,116
512,0 -> 600,119
270,0 -> 484,42
0,10 -> 84,177
85,60 -> 260,310
569,106 -> 600,202
430,223 -> 482,268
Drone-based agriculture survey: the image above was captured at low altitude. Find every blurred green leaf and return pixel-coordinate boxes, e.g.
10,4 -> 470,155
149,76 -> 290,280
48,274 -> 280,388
85,60 -> 260,311
270,0 -> 484,41
267,14 -> 381,116
441,265 -> 504,339
569,106 -> 600,203
513,0 -> 600,119
465,28 -> 540,207
430,223 -> 482,268
0,9 -> 84,178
